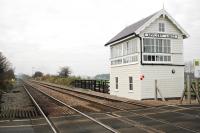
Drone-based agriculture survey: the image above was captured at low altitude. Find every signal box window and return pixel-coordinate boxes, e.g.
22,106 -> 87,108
159,23 -> 165,32
115,77 -> 118,89
129,76 -> 133,91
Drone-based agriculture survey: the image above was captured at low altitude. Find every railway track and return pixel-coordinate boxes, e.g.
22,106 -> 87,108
23,81 -> 120,133
28,82 -> 118,113
26,80 -> 200,133
0,84 -> 40,120
24,81 -> 164,133
0,107 -> 39,120
23,84 -> 59,133
31,80 -> 149,111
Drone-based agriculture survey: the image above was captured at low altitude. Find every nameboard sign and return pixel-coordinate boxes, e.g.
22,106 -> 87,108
144,33 -> 178,39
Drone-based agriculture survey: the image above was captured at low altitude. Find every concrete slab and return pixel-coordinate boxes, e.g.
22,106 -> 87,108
177,108 -> 200,117
0,118 -> 52,133
51,115 -> 113,133
0,124 -> 52,133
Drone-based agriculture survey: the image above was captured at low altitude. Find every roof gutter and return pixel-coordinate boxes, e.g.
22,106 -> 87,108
135,34 -> 143,65
104,33 -> 136,46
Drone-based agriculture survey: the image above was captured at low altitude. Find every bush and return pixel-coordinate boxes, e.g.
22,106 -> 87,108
0,80 -> 15,92
39,75 -> 81,87
0,52 -> 15,92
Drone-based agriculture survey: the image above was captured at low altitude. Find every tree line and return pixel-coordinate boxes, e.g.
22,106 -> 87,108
32,66 -> 78,87
33,66 -> 71,78
0,52 -> 15,91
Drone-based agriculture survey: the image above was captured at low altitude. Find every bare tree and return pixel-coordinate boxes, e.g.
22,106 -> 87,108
33,71 -> 43,78
0,52 -> 10,74
58,66 -> 71,77
0,52 -> 14,80
0,52 -> 15,91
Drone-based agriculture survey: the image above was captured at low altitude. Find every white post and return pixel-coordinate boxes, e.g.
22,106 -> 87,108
187,75 -> 191,104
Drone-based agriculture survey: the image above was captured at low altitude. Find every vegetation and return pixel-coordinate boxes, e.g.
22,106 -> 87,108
58,66 -> 71,77
35,66 -> 80,87
34,66 -> 109,87
33,71 -> 43,78
39,75 -> 80,86
0,52 -> 15,92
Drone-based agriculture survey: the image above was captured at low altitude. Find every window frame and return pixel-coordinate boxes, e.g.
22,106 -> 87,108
115,77 -> 118,90
143,53 -> 172,63
110,40 -> 138,66
129,76 -> 133,91
110,44 -> 122,58
159,23 -> 165,32
142,38 -> 172,64
143,38 -> 171,54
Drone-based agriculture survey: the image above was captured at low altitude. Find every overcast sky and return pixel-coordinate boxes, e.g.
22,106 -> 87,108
0,0 -> 199,76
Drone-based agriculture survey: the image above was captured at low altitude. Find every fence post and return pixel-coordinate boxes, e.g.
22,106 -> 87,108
198,79 -> 200,99
180,87 -> 186,104
82,80 -> 84,88
74,80 -> 76,87
102,81 -> 105,93
187,75 -> 191,104
91,80 -> 92,89
99,81 -> 101,92
196,79 -> 199,96
80,80 -> 82,88
155,80 -> 158,101
157,87 -> 166,101
86,80 -> 88,89
195,79 -> 200,103
84,80 -> 87,89
93,80 -> 95,90
79,80 -> 81,88
89,80 -> 91,89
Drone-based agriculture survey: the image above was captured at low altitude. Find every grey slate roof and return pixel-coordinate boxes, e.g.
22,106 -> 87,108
105,12 -> 158,46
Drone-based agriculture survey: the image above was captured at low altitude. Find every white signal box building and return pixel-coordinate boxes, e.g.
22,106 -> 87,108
105,9 -> 189,100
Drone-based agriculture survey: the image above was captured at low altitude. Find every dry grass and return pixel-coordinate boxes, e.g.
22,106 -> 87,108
35,75 -> 81,87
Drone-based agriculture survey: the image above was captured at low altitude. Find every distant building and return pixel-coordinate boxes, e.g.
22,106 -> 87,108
105,9 -> 189,100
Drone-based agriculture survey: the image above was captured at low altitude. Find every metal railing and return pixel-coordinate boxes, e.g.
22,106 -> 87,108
74,80 -> 110,93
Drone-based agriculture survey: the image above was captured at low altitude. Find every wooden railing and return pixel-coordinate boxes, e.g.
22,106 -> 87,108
74,80 -> 110,93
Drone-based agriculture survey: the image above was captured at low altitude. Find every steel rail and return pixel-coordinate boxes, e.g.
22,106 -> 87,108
24,81 -> 119,133
36,80 -> 200,118
35,83 -> 125,111
29,81 -> 200,133
33,80 -> 149,109
23,84 -> 58,133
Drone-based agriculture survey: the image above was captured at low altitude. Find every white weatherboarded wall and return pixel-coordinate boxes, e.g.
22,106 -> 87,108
139,16 -> 184,99
110,64 -> 141,100
140,17 -> 184,66
140,66 -> 184,99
